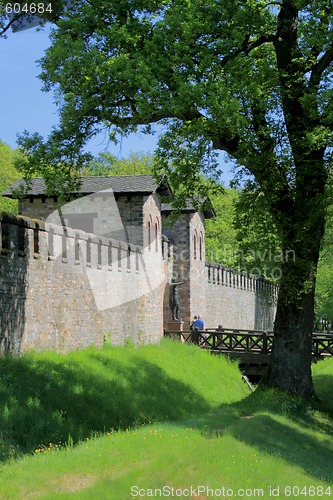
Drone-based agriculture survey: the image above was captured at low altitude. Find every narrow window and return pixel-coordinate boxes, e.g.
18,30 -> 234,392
155,223 -> 158,251
98,239 -> 102,267
193,232 -> 197,260
62,229 -> 67,261
127,246 -> 131,270
118,243 -> 122,270
48,227 -> 54,259
148,220 -> 152,250
33,226 -> 39,254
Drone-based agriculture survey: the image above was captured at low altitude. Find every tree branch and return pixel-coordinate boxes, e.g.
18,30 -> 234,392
0,16 -> 20,37
310,43 -> 333,88
218,34 -> 277,69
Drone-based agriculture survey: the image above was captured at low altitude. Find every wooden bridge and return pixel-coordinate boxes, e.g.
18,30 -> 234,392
164,328 -> 333,378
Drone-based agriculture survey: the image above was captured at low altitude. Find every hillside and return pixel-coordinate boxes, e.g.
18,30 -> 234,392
0,340 -> 333,498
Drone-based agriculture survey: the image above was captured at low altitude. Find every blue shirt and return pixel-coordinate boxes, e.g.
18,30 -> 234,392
192,318 -> 205,331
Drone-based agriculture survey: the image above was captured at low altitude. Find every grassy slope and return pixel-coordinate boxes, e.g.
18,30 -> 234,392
0,341 -> 333,499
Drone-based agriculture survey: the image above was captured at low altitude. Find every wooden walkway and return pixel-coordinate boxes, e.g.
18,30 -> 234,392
164,328 -> 333,377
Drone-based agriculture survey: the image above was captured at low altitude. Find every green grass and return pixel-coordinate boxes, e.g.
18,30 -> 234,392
0,339 -> 247,461
0,340 -> 333,499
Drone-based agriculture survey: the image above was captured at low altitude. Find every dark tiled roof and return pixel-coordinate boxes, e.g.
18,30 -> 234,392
3,175 -> 172,197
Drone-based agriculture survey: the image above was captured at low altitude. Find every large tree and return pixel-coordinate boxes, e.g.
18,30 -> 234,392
6,0 -> 333,397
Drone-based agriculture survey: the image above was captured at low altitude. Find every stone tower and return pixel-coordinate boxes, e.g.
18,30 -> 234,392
161,201 -> 215,328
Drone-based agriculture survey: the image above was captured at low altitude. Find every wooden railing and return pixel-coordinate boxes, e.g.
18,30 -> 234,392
164,328 -> 333,360
312,333 -> 333,358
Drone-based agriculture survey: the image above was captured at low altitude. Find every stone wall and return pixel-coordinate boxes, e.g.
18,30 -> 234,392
162,211 -> 194,327
188,212 -> 206,327
19,197 -> 59,221
0,213 -> 169,354
0,208 -> 277,355
204,262 -> 277,330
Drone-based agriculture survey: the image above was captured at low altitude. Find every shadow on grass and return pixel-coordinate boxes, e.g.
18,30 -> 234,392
0,350 -> 209,462
183,381 -> 333,485
2,345 -> 333,486
313,374 -> 333,416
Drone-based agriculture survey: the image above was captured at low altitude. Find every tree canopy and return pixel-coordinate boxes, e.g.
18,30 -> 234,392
82,151 -> 154,176
5,0 -> 333,397
0,141 -> 19,214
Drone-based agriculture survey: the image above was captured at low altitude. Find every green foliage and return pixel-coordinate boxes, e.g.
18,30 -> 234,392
205,183 -> 283,279
205,188 -> 239,268
14,131 -> 89,198
315,201 -> 333,322
82,151 -> 154,176
232,182 -> 283,280
0,141 -> 19,214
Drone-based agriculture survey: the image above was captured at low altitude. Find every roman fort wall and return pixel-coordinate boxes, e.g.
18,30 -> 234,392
0,210 -> 277,355
0,213 -> 169,354
204,262 -> 277,330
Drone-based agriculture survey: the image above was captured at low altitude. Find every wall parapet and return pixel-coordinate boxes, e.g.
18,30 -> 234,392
0,212 -> 144,274
205,261 -> 278,298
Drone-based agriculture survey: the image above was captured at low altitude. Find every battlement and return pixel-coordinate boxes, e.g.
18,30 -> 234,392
205,261 -> 278,297
0,212 -> 150,274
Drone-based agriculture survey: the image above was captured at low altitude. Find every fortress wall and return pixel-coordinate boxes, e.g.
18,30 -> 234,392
19,197 -> 59,221
204,262 -> 277,330
0,212 -> 278,355
0,214 -> 168,354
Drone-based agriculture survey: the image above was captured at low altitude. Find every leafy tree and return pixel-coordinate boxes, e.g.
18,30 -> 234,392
10,0 -> 333,397
82,151 -> 154,176
315,201 -> 333,325
205,188 -> 240,269
232,182 -> 283,280
0,141 -> 19,214
232,180 -> 333,329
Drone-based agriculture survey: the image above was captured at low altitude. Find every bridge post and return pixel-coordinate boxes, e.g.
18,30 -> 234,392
262,331 -> 268,354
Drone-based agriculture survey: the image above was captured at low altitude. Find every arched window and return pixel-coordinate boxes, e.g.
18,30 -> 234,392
155,217 -> 159,251
199,232 -> 203,261
147,215 -> 153,250
193,230 -> 198,260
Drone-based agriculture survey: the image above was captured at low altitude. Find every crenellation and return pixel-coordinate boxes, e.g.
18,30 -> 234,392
0,213 -> 147,273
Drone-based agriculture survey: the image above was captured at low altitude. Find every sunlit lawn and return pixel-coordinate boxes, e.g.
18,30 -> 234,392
0,340 -> 332,498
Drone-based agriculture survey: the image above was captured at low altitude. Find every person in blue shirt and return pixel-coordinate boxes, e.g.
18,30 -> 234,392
192,315 -> 205,331
191,315 -> 206,346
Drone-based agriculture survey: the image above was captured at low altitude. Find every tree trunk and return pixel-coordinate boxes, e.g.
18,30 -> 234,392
264,224 -> 324,398
265,276 -> 316,398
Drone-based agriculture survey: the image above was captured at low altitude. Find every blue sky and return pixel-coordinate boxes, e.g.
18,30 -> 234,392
0,24 -> 234,184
